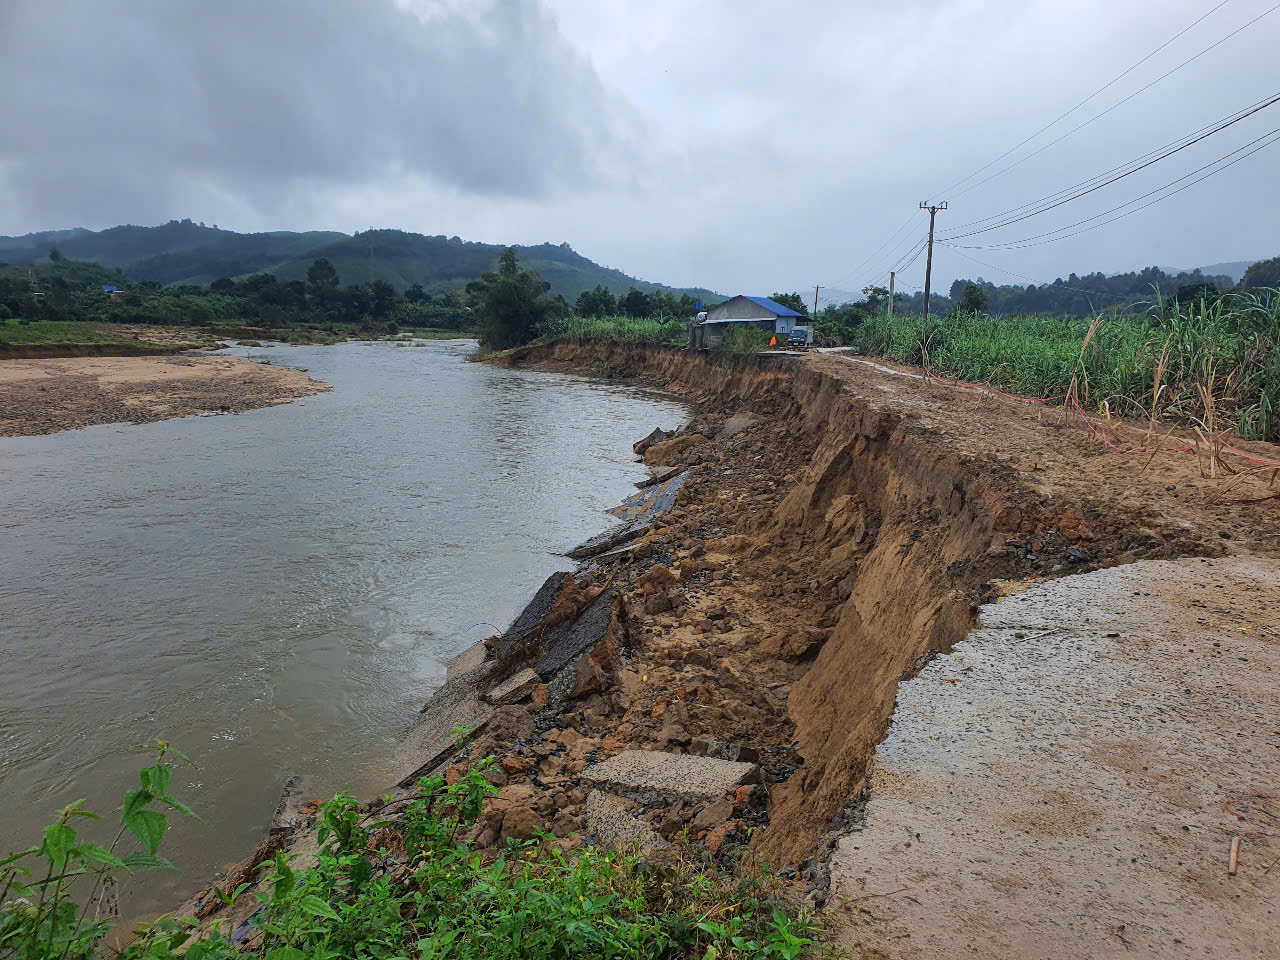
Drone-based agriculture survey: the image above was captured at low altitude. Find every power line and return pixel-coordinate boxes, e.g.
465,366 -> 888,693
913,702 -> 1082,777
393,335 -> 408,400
938,89 -> 1280,242
933,0 -> 1235,201
939,0 -> 1278,203
825,209 -> 919,290
852,228 -> 927,292
868,237 -> 928,288
946,125 -> 1280,250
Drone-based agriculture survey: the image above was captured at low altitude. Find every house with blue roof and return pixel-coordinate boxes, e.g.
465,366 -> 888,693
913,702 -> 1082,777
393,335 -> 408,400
691,295 -> 807,350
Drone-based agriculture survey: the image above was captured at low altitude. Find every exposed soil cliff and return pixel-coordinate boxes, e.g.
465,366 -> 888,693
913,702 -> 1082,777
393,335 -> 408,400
492,342 -> 1280,866
182,340 -> 1280,942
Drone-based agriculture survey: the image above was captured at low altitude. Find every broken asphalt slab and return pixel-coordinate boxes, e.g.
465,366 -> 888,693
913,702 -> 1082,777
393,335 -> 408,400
536,588 -> 619,677
571,471 -> 687,558
583,750 -> 758,802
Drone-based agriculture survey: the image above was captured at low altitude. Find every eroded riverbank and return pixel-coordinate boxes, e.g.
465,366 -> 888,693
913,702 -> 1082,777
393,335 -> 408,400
180,341 -> 1280,953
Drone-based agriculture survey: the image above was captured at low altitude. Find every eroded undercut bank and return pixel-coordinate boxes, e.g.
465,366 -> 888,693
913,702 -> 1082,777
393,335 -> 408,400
180,342 -> 1280,955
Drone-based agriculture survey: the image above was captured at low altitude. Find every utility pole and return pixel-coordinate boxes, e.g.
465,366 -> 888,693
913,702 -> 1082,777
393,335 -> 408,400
919,201 -> 947,323
887,271 -> 895,317
812,284 -> 820,322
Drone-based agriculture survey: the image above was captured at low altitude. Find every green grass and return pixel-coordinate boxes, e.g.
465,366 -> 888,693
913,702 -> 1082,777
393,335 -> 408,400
541,314 -> 685,346
0,320 -> 183,349
2,750 -> 828,960
845,289 -> 1280,441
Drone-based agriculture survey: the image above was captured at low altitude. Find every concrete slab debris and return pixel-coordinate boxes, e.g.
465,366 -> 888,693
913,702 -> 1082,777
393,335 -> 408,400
585,790 -> 670,855
828,557 -> 1280,959
485,667 -> 539,705
635,464 -> 682,489
393,672 -> 493,787
445,640 -> 488,682
507,572 -> 572,637
583,750 -> 758,801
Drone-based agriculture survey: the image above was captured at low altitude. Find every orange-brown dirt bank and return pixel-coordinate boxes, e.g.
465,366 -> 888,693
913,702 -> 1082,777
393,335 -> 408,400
181,341 -> 1280,942
489,342 -> 1280,870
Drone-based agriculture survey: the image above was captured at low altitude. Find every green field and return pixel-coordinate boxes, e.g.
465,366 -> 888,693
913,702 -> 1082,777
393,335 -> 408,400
846,289 -> 1280,441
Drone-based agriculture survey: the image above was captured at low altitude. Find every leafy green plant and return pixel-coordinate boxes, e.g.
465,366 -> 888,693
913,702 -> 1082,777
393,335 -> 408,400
4,748 -> 826,960
0,742 -> 198,960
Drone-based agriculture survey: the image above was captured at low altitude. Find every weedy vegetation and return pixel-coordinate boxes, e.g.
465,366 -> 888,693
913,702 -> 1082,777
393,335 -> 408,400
845,289 -> 1280,441
540,314 -> 685,347
2,749 -> 829,960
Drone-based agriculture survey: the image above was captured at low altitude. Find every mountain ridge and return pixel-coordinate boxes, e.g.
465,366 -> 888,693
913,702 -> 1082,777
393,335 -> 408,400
0,220 -> 720,303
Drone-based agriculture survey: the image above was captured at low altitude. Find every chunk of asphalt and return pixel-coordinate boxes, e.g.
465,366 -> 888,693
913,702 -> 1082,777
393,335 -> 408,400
635,464 -> 682,489
633,427 -> 671,457
485,667 -> 539,706
493,571 -> 572,661
583,750 -> 758,802
536,589 -> 617,678
570,471 -> 687,558
566,519 -> 647,560
393,672 -> 493,787
585,790 -> 670,855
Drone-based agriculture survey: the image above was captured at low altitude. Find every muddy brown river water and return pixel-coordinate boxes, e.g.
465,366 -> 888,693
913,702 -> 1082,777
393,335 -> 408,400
0,338 -> 687,917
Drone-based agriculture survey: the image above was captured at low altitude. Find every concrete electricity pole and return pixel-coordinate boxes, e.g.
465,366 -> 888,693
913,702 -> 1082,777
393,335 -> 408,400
888,271 -> 895,317
812,284 -> 820,321
919,201 -> 947,323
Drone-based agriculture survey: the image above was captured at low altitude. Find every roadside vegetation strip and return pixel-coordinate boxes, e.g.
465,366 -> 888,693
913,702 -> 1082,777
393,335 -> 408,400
845,288 -> 1280,442
1,749 -> 826,960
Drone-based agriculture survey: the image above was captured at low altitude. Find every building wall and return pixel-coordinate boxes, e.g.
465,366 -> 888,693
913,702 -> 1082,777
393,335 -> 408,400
706,295 -> 775,322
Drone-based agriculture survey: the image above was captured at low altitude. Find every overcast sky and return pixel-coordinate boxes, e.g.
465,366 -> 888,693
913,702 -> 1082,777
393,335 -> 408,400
1,0 -> 1276,296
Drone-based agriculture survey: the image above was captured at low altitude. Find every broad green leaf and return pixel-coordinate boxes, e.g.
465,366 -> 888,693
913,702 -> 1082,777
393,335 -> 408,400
42,823 -> 76,864
125,809 -> 166,855
122,787 -> 153,821
299,895 -> 340,920
144,764 -> 173,797
123,851 -> 175,870
0,846 -> 38,868
75,842 -> 127,869
158,794 -> 199,819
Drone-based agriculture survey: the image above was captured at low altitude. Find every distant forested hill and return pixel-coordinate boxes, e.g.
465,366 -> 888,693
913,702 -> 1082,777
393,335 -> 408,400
0,221 -> 719,303
945,264 -> 1242,316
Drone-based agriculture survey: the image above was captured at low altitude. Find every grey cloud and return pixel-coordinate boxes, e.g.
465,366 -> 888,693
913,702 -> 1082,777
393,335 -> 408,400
0,0 -> 635,229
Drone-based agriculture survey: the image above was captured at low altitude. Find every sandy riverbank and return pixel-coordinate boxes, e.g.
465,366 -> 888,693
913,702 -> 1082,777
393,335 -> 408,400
0,355 -> 330,437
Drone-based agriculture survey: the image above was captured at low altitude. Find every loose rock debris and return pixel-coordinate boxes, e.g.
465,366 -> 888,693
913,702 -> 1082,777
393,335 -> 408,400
180,343 -> 1280,952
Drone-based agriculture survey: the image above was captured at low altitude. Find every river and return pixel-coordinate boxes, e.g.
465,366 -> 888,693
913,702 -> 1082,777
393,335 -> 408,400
0,338 -> 687,916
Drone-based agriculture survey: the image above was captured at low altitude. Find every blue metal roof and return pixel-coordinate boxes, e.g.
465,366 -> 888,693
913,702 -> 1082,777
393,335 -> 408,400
741,295 -> 804,318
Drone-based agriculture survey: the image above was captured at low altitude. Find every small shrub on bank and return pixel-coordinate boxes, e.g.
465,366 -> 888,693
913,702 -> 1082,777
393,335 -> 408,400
719,326 -> 775,356
3,752 -> 824,960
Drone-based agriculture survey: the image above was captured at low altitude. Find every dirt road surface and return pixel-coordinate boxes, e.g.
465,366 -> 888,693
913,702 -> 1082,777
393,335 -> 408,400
830,557 -> 1280,959
0,355 -> 330,437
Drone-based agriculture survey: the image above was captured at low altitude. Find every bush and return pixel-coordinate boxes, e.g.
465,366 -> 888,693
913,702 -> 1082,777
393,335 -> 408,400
2,750 -> 823,960
720,326 -> 774,356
